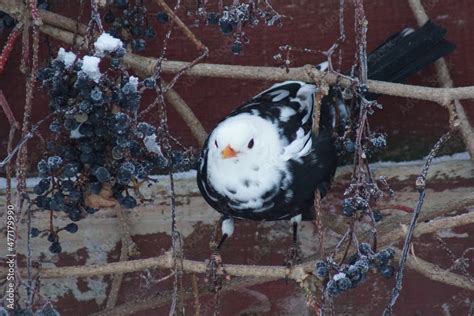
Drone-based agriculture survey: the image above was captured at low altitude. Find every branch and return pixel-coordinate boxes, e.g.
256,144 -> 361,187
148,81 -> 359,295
1,1 -> 473,105
408,0 -> 474,159
393,248 -> 474,291
379,210 -> 474,245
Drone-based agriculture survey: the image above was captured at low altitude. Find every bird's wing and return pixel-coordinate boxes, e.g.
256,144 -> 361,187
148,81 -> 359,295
251,81 -> 317,161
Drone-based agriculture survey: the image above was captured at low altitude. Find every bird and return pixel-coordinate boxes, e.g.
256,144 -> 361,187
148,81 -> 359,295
196,20 -> 455,265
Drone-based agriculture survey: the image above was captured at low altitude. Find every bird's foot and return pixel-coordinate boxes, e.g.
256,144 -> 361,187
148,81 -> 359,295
285,242 -> 302,270
205,252 -> 227,292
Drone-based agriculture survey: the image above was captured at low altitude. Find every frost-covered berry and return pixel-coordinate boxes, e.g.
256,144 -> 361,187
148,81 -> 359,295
359,242 -> 373,256
47,156 -> 63,170
375,248 -> 395,265
49,120 -> 61,133
346,265 -> 362,284
314,260 -> 329,279
344,140 -> 355,153
326,279 -> 339,297
355,257 -> 370,274
342,198 -> 355,217
334,273 -> 352,291
117,168 -> 132,185
94,166 -> 110,183
137,122 -> 156,136
144,77 -> 156,88
37,159 -> 49,176
90,87 -> 103,103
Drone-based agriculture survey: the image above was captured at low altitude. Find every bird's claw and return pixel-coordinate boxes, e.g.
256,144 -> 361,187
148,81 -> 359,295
205,252 -> 227,292
285,242 -> 302,270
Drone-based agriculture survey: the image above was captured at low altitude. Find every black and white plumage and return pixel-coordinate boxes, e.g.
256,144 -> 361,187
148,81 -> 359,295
197,20 -> 455,248
198,80 -> 336,223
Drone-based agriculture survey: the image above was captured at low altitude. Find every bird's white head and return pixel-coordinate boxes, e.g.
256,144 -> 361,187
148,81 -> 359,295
205,113 -> 285,207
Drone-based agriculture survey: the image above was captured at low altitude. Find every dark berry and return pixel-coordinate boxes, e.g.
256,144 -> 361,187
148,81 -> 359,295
335,274 -> 352,291
326,280 -> 339,297
372,209 -> 383,222
85,206 -> 98,214
104,10 -> 115,23
114,0 -> 128,8
344,140 -> 355,153
114,46 -> 126,58
34,178 -> 50,195
94,166 -> 111,183
121,195 -> 137,208
144,27 -> 156,39
379,265 -> 395,278
219,19 -> 233,34
30,227 -> 40,238
355,257 -> 370,274
90,87 -> 103,103
49,241 -> 62,253
37,159 -> 49,176
64,223 -> 78,233
49,120 -> 61,133
342,198 -> 355,217
346,265 -> 362,284
68,190 -> 82,204
359,242 -> 373,256
131,39 -> 146,52
144,77 -> 156,88
137,122 -> 155,136
47,233 -> 58,243
47,156 -> 63,170
68,209 -> 82,221
130,26 -> 142,36
61,179 -> 75,192
314,260 -> 329,279
111,57 -> 121,68
376,248 -> 395,265
207,12 -> 219,25
156,11 -> 169,23
231,40 -> 242,55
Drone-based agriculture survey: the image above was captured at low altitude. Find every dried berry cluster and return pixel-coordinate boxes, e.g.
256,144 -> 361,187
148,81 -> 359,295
314,243 -> 396,297
193,0 -> 282,54
104,0 -> 167,52
30,36 -> 192,253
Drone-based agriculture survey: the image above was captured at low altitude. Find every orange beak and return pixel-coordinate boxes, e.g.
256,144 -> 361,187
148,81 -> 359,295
221,145 -> 238,159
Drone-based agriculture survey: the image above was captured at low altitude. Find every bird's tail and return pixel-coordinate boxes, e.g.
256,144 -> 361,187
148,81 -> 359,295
366,20 -> 455,84
319,20 -> 455,133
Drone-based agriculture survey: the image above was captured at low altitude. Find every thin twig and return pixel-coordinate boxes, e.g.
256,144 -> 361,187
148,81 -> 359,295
383,131 -> 453,315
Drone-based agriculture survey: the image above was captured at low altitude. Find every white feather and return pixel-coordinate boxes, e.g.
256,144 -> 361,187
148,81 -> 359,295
222,218 -> 235,237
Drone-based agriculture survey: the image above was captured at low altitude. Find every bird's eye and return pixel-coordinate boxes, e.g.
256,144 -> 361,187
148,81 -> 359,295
214,140 -> 219,148
248,139 -> 254,149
